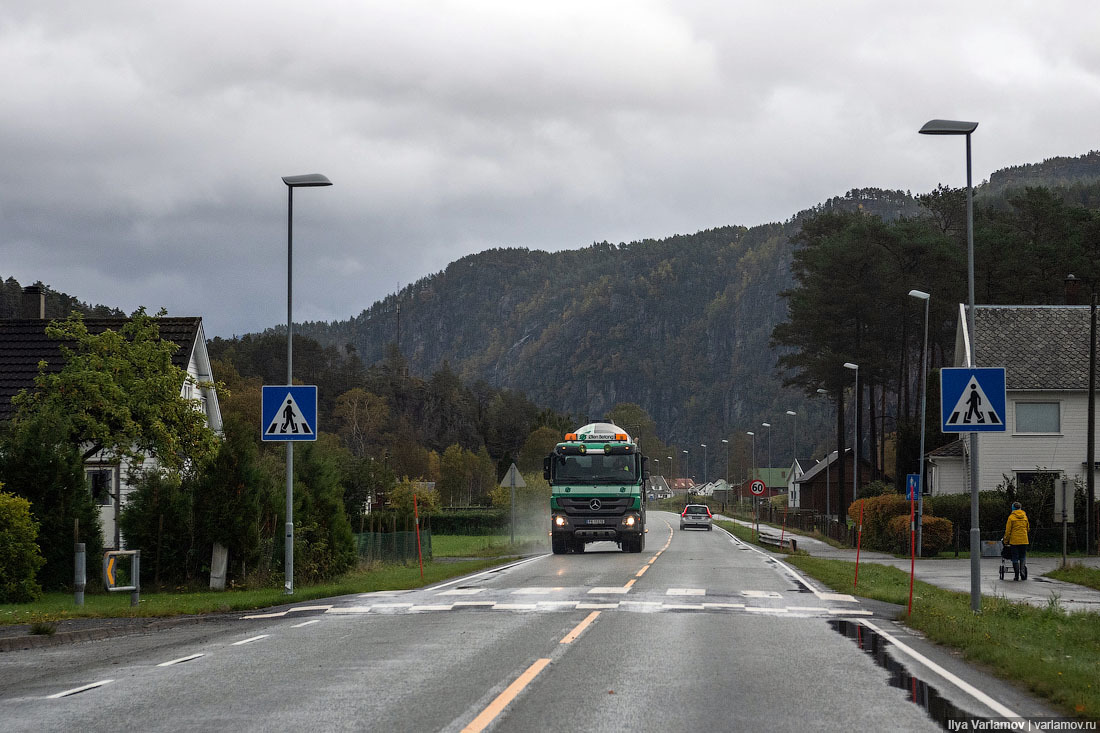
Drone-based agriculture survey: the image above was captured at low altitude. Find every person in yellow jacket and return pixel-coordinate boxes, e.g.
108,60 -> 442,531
1003,501 -> 1030,581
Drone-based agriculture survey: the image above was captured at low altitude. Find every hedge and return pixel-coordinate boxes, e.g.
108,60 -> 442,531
849,493 -> 952,555
886,514 -> 954,556
0,491 -> 45,603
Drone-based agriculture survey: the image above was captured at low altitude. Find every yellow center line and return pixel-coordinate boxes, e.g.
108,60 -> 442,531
560,610 -> 601,644
462,658 -> 552,733
623,578 -> 637,589
635,565 -> 649,578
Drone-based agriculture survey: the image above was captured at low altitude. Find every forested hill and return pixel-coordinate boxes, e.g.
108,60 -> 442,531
295,151 -> 1100,446
296,188 -> 919,445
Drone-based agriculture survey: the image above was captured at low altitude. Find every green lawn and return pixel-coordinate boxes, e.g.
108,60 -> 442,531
786,555 -> 1100,719
0,558 -> 509,626
1047,562 -> 1100,591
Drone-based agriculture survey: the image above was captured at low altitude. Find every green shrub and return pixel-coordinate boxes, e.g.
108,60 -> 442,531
428,509 -> 508,535
919,515 -> 954,556
0,490 -> 45,603
850,493 -> 908,551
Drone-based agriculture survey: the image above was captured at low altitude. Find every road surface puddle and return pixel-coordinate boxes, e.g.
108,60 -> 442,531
829,620 -> 982,730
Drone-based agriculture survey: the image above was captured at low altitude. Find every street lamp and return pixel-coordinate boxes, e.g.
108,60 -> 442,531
668,455 -> 674,481
843,362 -> 859,510
761,423 -> 772,482
909,289 -> 931,556
920,117 -> 982,612
281,173 -> 332,595
817,389 -> 832,517
746,432 -> 755,479
721,439 -> 729,483
683,450 -> 690,485
700,444 -> 708,483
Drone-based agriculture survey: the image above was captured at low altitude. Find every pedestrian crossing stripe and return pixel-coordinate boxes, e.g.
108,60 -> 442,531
945,377 -> 1001,427
265,394 -> 313,436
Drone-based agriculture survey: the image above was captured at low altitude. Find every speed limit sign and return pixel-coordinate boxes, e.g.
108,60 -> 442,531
749,480 -> 766,496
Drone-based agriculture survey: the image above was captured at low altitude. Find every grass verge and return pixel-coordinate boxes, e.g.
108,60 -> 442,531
1047,563 -> 1100,591
0,558 -> 509,626
432,534 -> 548,558
785,554 -> 1100,718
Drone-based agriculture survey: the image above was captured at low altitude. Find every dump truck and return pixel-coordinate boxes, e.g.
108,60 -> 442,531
543,422 -> 648,554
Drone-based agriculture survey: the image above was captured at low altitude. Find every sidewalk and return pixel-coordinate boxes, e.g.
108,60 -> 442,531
717,514 -> 1100,614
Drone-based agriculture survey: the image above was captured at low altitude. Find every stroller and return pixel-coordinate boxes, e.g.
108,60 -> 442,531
998,541 -> 1028,580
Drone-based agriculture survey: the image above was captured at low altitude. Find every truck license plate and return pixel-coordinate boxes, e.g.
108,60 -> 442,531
585,519 -> 606,525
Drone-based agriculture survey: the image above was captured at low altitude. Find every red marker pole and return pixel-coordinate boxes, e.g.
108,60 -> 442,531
908,489 -> 916,615
854,501 -> 865,587
414,494 -> 424,580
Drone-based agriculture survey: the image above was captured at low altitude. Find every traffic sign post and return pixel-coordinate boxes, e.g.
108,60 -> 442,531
501,464 -> 526,545
906,474 -> 920,501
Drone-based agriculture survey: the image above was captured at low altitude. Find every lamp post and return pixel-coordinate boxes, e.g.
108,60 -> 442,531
281,173 -> 332,595
683,450 -> 690,485
668,455 -> 674,482
746,432 -> 755,478
921,117 -> 981,612
817,389 -> 831,517
910,289 -> 931,556
844,362 -> 859,510
700,444 -> 708,483
761,423 -> 772,485
721,439 -> 729,483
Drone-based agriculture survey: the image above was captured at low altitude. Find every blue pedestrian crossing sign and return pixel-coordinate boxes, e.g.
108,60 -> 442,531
262,386 -> 318,441
906,474 -> 920,500
940,367 -> 1006,433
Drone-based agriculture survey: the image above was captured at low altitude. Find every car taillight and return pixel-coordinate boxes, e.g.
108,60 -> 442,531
706,508 -> 712,517
681,508 -> 688,517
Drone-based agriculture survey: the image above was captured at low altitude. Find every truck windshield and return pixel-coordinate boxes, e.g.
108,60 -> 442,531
554,453 -> 637,483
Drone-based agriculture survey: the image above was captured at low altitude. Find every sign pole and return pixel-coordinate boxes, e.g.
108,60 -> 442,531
414,494 -> 424,580
854,500 -> 865,587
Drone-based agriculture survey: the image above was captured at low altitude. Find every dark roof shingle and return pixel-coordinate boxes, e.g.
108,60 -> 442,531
0,318 -> 201,422
973,306 -> 1092,390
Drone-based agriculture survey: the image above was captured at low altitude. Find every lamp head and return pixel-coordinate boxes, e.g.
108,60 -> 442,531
919,119 -> 978,135
282,174 -> 333,187
843,362 -> 858,370
908,289 -> 930,300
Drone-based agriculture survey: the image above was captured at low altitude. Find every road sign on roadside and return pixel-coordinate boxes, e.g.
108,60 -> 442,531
940,367 -> 1006,432
500,463 -> 526,488
906,474 -> 920,500
749,480 -> 766,496
262,386 -> 318,441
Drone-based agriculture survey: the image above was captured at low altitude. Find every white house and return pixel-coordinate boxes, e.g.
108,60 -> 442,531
0,287 -> 222,549
928,304 -> 1099,496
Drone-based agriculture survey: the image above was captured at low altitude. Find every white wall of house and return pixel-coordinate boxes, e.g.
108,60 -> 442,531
928,456 -> 966,495
975,390 -> 1097,492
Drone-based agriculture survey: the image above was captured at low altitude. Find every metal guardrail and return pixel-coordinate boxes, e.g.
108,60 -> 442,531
757,531 -> 797,552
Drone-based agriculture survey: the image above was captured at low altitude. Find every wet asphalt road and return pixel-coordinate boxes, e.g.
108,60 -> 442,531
0,511 -> 1055,732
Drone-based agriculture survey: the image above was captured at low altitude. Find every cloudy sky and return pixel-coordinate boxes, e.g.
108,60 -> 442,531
3,1 -> 1099,337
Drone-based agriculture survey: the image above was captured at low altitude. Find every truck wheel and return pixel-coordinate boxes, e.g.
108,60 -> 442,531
620,537 -> 634,553
552,535 -> 568,554
572,539 -> 585,554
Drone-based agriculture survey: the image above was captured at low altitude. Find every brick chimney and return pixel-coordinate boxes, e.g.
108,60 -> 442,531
22,285 -> 45,319
1065,274 -> 1081,305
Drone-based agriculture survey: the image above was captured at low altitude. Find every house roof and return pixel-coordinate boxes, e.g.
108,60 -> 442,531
928,439 -> 965,458
964,306 -> 1094,390
0,318 -> 202,422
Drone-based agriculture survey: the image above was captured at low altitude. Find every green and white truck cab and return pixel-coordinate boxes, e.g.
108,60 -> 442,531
543,422 -> 648,554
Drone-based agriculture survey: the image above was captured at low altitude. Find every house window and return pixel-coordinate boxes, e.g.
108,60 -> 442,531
1015,471 -> 1060,491
1015,402 -> 1060,433
86,468 -> 116,506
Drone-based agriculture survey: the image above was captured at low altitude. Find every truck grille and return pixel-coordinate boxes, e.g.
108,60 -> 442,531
557,496 -> 631,515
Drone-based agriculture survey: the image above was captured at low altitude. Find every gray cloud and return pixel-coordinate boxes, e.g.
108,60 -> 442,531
3,1 -> 1100,336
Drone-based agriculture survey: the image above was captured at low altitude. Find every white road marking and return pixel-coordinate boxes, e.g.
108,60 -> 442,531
741,590 -> 782,599
47,680 -> 114,699
511,587 -> 560,595
232,635 -> 269,646
157,653 -> 204,667
587,586 -> 631,594
860,620 -> 1019,718
438,588 -> 485,596
288,605 -> 332,612
493,603 -> 537,611
663,603 -> 705,610
410,604 -> 454,612
453,601 -> 497,607
819,593 -> 859,603
291,620 -> 320,628
577,602 -> 620,609
241,611 -> 286,619
326,606 -> 374,614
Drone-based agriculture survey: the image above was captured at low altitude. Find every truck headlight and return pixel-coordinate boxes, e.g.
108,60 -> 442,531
624,515 -> 636,527
554,515 -> 566,527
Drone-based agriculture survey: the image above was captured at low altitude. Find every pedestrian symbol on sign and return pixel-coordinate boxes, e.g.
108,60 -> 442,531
945,377 -> 1001,427
266,395 -> 313,436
